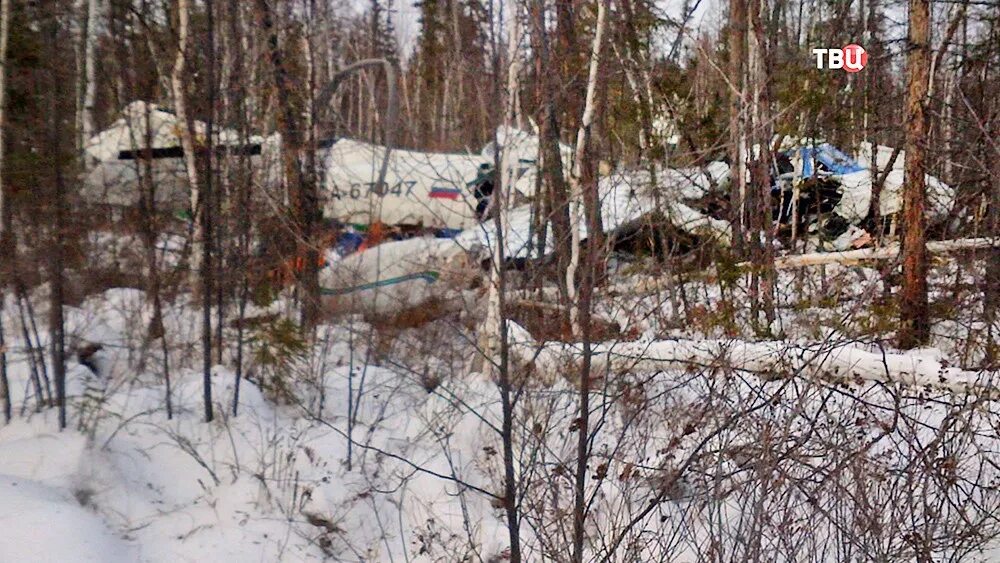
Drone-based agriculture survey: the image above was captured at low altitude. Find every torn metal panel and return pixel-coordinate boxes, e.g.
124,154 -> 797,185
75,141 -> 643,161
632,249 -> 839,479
320,236 -> 476,316
81,101 -> 274,210
467,163 -> 733,260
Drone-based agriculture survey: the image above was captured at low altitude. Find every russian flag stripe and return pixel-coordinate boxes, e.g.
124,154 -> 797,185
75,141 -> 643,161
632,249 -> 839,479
429,187 -> 462,200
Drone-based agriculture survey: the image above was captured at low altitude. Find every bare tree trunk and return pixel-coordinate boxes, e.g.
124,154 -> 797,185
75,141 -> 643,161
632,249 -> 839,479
571,2 -> 610,560
172,0 -> 213,421
866,146 -> 900,233
748,0 -> 775,327
985,107 -> 1000,363
80,0 -> 99,164
0,0 -> 9,424
531,0 -> 571,325
74,0 -> 84,151
483,2 -> 522,559
899,0 -> 931,349
0,306 -> 7,424
214,0 -> 231,366
728,0 -> 748,257
555,0 -> 578,124
567,0 -> 608,339
138,105 -> 173,419
172,0 -> 203,296
15,290 -> 46,413
226,0 -> 255,416
201,0 -> 217,422
46,8 -> 67,430
255,0 -> 322,331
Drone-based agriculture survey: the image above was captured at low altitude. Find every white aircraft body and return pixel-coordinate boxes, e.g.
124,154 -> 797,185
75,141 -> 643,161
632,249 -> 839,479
320,138 -> 489,230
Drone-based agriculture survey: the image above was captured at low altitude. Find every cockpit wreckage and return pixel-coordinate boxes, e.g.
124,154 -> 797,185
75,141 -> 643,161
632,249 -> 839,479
84,102 -> 956,317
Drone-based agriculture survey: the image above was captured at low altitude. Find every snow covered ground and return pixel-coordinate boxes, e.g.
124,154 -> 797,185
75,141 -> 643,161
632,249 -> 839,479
2,251 -> 1000,561
1,288 -> 510,561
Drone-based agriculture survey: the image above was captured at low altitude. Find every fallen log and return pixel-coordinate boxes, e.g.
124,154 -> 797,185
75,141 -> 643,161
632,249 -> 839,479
602,237 -> 1000,297
764,237 -> 1000,270
507,323 -> 998,396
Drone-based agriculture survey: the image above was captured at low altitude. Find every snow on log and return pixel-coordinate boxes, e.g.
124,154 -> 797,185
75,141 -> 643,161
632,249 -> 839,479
603,238 -> 1000,297
508,326 -> 999,395
765,237 -> 1000,269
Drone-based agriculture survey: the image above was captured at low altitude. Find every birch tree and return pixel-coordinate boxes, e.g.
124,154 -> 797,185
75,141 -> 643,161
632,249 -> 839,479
171,0 -> 213,421
566,0 -> 609,340
728,0 -> 748,257
77,0 -> 100,163
569,0 -> 610,559
171,0 -> 202,294
483,0 -> 523,558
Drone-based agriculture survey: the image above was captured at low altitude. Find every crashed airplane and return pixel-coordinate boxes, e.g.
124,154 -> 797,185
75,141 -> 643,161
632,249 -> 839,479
82,101 -> 530,231
82,101 -> 276,210
82,102 -> 956,317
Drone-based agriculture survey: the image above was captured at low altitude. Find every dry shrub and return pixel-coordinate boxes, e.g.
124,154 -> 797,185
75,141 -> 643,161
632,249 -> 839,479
507,300 -> 622,343
365,298 -> 458,365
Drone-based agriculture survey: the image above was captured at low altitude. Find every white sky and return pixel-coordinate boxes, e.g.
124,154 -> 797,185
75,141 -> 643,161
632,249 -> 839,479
380,0 -> 977,70
380,0 -> 724,62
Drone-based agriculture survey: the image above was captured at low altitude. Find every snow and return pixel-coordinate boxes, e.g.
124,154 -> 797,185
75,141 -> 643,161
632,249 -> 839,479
84,101 -> 254,163
0,290 -> 512,560
518,334 -> 999,395
2,241 -> 999,561
0,474 -> 135,562
0,415 -> 132,561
